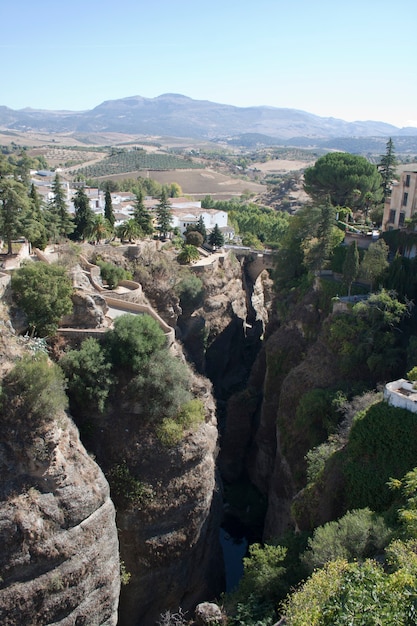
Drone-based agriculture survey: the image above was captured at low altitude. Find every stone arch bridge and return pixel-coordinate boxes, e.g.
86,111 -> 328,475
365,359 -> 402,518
223,245 -> 275,281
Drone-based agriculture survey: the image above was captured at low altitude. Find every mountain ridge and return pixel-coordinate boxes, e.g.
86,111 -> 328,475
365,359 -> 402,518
0,93 -> 416,140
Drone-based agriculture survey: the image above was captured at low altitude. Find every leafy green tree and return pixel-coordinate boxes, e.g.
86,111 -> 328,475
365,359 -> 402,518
156,189 -> 173,239
11,262 -> 73,336
104,186 -> 115,227
185,230 -> 203,247
60,337 -> 114,414
0,178 -> 29,254
133,187 -> 153,235
208,223 -> 224,248
50,173 -> 74,239
104,314 -> 165,374
0,353 -> 68,429
342,240 -> 359,296
328,289 -> 408,380
168,182 -> 182,198
303,152 -> 383,210
378,137 -> 398,204
228,543 -> 288,626
360,239 -> 389,290
177,244 -> 200,264
72,186 -> 94,241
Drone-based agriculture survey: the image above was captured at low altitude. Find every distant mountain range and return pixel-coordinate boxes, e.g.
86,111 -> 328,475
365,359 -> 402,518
1,93 -> 416,142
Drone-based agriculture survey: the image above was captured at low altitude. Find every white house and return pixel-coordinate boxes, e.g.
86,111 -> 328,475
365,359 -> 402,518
169,200 -> 229,235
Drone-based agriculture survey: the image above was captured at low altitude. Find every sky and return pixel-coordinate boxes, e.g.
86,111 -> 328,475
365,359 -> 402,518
1,0 -> 416,129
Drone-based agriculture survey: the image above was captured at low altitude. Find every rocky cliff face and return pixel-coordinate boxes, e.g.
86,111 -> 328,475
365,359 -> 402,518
0,332 -> 120,625
220,281 -> 344,538
75,367 -> 224,626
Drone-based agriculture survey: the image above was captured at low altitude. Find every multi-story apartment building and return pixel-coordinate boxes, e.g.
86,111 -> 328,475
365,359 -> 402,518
382,170 -> 417,231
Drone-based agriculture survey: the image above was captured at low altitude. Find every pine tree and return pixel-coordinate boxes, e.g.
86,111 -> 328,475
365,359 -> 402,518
195,215 -> 207,241
0,178 -> 29,254
378,138 -> 398,203
50,174 -> 74,239
208,223 -> 224,249
24,184 -> 48,250
73,186 -> 94,241
104,186 -> 115,227
156,189 -> 173,240
133,188 -> 153,235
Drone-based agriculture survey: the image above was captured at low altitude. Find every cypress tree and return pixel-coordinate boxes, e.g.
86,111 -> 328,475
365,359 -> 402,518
378,138 -> 398,203
73,186 -> 94,241
104,186 -> 115,227
343,241 -> 359,296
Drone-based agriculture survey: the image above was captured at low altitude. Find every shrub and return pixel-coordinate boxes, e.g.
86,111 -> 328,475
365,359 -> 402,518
96,259 -> 132,289
302,508 -> 391,572
0,354 -> 68,428
128,349 -> 191,422
108,461 -> 153,508
105,314 -> 165,374
156,418 -> 184,446
11,262 -> 73,336
60,337 -> 114,414
157,399 -> 205,446
175,273 -> 204,312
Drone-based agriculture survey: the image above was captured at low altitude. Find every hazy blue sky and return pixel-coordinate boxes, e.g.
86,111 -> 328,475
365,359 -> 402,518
1,0 -> 416,128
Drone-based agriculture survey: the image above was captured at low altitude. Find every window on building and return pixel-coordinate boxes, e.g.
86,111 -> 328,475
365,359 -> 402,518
389,209 -> 397,223
405,174 -> 411,187
399,212 -> 406,226
403,192 -> 409,206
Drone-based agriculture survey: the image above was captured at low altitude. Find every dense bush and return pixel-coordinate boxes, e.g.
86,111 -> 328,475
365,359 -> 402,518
284,548 -> 417,625
60,337 -> 114,414
157,399 -> 205,446
127,349 -> 191,422
105,314 -> 165,374
175,273 -> 204,312
302,508 -> 391,572
11,262 -> 73,336
0,354 -> 67,428
185,230 -> 203,247
345,402 -> 417,511
96,259 -> 132,289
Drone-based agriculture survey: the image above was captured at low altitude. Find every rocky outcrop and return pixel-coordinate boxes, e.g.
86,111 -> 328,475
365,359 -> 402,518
0,409 -> 120,625
61,290 -> 108,328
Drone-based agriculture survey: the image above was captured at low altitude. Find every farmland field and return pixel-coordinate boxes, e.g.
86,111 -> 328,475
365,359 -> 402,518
98,168 -> 264,198
70,149 -> 204,178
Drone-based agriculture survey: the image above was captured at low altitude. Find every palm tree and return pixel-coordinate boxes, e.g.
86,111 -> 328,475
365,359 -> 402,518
85,215 -> 113,244
116,218 -> 141,243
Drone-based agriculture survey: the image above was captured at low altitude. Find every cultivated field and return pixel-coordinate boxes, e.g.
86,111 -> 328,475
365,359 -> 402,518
252,158 -> 314,172
98,168 -> 264,199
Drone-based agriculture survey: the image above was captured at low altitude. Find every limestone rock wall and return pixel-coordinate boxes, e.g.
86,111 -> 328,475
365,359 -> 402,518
0,413 -> 120,626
